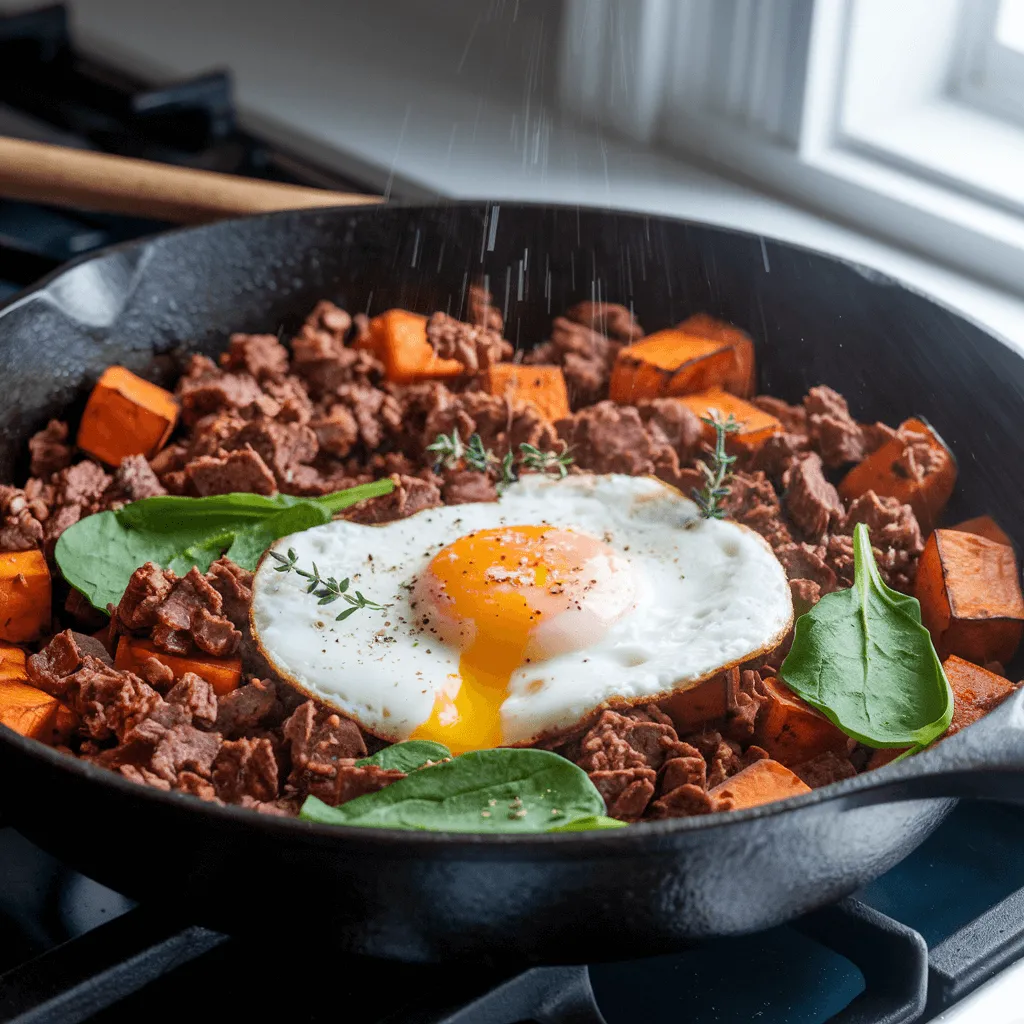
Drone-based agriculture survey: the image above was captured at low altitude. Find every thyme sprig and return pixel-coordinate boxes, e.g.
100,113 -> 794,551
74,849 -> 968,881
426,428 -> 467,471
268,548 -> 386,621
427,431 -> 574,492
519,441 -> 573,479
465,433 -> 497,473
692,413 -> 742,519
499,450 -> 517,490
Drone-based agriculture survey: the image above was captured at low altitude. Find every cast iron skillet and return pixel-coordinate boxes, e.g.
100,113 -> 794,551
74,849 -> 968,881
1,202 -> 1023,965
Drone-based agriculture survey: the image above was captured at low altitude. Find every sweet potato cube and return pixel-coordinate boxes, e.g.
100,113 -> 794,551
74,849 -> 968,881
838,418 -> 955,531
709,759 -> 811,811
915,530 -> 1024,664
0,679 -> 77,744
114,636 -> 242,696
678,388 -> 782,454
677,313 -> 756,397
943,655 -> 1017,736
662,674 -> 728,732
0,551 -> 50,643
609,329 -> 741,404
953,515 -> 1013,549
755,676 -> 849,766
483,364 -> 570,421
356,310 -> 464,385
0,641 -> 27,682
76,366 -> 179,466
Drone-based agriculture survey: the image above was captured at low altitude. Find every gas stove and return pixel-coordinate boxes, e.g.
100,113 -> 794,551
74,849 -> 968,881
2,7 -> 1024,1023
0,3 -> 372,300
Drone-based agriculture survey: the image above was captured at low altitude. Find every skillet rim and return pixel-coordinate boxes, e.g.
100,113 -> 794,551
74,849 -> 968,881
0,198 -> 1009,850
0,716 -> 964,849
3,198 -> 1022,363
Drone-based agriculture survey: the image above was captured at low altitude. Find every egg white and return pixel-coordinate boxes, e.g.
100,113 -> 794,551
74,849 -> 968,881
250,474 -> 793,746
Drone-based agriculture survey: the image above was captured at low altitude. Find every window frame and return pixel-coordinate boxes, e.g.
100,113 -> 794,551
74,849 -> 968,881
953,0 -> 1024,129
557,0 -> 1024,296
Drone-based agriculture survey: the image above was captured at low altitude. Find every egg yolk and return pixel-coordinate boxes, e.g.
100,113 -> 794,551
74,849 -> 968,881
411,525 -> 635,752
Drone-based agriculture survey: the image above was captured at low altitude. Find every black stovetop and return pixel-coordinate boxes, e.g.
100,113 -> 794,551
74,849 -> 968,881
5,803 -> 1024,1024
2,6 -> 1024,1022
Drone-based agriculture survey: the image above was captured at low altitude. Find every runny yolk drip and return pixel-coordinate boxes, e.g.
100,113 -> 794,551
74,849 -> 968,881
410,525 -> 622,753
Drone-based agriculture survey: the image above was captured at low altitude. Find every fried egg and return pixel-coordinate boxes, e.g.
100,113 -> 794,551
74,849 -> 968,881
250,474 -> 792,751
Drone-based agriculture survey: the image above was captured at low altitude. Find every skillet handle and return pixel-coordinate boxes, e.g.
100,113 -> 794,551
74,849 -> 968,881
0,136 -> 382,224
839,686 -> 1024,807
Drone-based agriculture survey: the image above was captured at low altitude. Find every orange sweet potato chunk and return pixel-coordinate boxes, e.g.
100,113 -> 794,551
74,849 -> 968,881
356,310 -> 464,385
483,364 -> 570,421
115,636 -> 241,696
678,388 -> 782,454
838,418 -> 955,531
0,641 -> 27,681
0,681 -> 77,743
0,551 -> 50,643
0,645 -> 76,745
677,313 -> 756,397
943,654 -> 1018,736
610,330 -> 735,404
662,674 -> 728,732
755,676 -> 849,767
76,366 -> 179,466
915,529 -> 1024,664
709,759 -> 811,811
953,515 -> 1013,549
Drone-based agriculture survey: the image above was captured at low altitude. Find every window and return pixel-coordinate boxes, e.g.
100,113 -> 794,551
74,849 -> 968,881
956,0 -> 1024,127
557,0 -> 1024,295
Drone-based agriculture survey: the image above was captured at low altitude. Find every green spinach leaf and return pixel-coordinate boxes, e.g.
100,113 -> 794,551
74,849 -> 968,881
547,815 -> 628,832
356,741 -> 452,773
55,479 -> 394,611
780,522 -> 953,748
299,748 -> 606,833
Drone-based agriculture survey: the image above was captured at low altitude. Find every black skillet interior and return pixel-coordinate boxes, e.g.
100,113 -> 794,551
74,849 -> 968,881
2,202 -> 1024,961
2,199 -> 1023,544
4,198 -> 1024,768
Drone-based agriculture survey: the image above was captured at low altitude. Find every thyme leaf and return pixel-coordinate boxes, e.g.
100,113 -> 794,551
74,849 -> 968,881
268,549 -> 386,621
519,441 -> 574,478
426,428 -> 465,471
691,413 -> 741,519
498,450 -> 517,493
465,433 -> 497,473
426,432 -> 574,489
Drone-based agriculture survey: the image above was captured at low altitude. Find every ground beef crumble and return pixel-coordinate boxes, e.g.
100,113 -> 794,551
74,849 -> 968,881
28,420 -> 73,478
5,296 -> 993,822
425,312 -> 512,373
525,301 -> 641,408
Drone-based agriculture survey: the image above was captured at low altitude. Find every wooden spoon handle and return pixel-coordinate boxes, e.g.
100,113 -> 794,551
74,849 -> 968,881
0,136 -> 382,224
